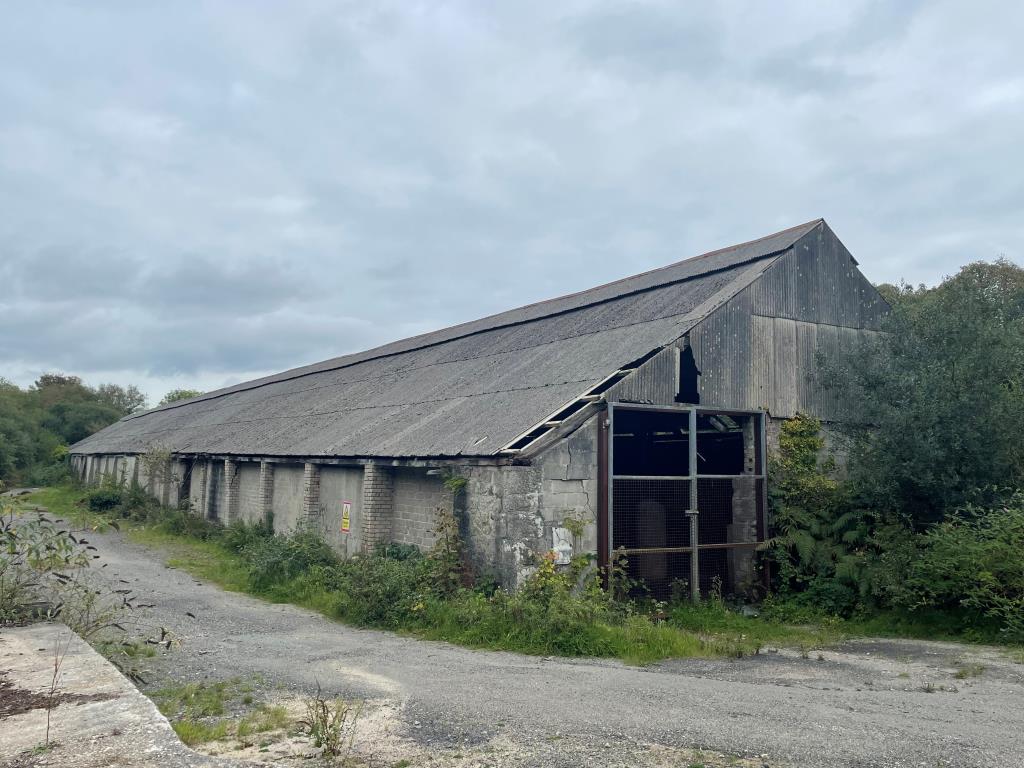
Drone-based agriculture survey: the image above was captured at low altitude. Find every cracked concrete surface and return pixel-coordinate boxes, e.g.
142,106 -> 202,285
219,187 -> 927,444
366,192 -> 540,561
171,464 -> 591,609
0,623 -> 250,768
7,517 -> 1024,767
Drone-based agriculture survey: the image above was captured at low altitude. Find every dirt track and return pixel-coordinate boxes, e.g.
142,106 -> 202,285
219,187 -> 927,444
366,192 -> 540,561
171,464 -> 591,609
46,520 -> 1024,767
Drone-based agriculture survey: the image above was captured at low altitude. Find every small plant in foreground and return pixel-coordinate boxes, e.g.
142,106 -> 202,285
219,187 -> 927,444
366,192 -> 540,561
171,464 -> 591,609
300,684 -> 362,758
44,631 -> 72,747
953,662 -> 985,679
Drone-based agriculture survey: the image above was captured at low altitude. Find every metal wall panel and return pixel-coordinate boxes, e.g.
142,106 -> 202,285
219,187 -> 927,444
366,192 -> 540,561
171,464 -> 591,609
751,224 -> 887,331
693,222 -> 888,420
749,314 -> 774,411
604,344 -> 680,404
690,289 -> 752,410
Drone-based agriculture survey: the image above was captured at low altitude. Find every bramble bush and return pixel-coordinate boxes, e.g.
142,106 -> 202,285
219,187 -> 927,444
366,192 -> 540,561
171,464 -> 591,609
879,495 -> 1024,642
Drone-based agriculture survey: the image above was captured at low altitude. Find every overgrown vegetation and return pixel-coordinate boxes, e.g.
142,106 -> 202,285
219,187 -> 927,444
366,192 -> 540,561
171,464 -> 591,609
158,388 -> 203,406
770,258 -> 1024,643
300,684 -> 361,758
28,482 -> 837,665
0,486 -> 166,686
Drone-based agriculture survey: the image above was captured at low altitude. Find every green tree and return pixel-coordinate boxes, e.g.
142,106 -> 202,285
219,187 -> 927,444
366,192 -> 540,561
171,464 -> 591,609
159,389 -> 202,405
0,380 -> 50,481
95,383 -> 147,415
830,259 -> 1024,526
0,373 -> 145,485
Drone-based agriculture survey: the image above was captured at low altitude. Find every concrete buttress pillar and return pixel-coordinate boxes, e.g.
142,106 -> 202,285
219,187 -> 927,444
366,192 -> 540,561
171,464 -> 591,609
224,459 -> 239,522
200,461 -> 212,519
728,417 -> 760,592
302,462 -> 321,524
361,463 -> 394,554
258,461 -> 274,529
161,458 -> 172,507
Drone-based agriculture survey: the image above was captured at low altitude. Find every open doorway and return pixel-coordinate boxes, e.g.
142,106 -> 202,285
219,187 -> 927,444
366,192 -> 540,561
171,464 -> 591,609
606,404 -> 765,599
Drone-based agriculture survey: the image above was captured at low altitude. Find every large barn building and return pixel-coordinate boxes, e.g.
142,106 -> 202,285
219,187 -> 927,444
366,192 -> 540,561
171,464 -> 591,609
70,219 -> 886,596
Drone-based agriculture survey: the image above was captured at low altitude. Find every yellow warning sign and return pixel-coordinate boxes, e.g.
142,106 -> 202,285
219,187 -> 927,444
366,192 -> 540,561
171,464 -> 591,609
341,501 -> 351,533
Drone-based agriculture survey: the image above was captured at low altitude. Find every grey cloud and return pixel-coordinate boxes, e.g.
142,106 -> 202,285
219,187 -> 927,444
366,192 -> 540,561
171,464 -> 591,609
568,5 -> 724,77
0,0 -> 1021,402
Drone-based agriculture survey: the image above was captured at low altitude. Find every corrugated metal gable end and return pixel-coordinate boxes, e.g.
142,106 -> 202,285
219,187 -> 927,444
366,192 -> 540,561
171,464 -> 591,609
689,221 -> 889,420
71,220 -> 824,459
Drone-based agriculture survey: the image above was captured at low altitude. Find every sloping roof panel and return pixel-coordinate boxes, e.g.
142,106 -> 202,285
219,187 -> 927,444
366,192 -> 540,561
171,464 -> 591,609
71,220 -> 822,458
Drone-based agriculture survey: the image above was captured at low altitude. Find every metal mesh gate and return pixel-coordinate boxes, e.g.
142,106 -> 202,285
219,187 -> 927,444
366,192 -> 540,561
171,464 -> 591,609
607,404 -> 767,599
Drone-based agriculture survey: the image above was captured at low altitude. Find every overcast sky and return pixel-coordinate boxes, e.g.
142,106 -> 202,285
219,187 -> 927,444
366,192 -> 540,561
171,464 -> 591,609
1,1 -> 1021,404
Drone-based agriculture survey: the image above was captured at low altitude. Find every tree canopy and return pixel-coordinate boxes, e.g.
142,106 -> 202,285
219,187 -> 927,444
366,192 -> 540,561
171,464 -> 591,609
159,388 -> 203,405
0,374 -> 148,485
831,258 -> 1024,526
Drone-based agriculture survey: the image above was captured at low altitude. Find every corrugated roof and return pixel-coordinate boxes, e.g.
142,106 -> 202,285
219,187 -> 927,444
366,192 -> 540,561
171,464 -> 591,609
71,219 -> 822,458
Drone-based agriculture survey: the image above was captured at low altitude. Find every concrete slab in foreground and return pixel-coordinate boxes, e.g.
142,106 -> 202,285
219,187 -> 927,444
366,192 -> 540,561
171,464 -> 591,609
0,623 -> 250,768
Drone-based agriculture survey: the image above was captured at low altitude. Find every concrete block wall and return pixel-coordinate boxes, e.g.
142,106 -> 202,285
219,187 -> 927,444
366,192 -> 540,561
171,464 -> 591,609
71,430 -> 601,591
461,413 -> 601,587
391,468 -> 447,550
236,463 -> 263,524
362,464 -> 393,554
271,464 -> 306,532
318,466 -> 364,556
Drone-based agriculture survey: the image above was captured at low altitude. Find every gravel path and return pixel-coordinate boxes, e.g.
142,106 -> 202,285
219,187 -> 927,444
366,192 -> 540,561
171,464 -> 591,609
64,523 -> 1024,767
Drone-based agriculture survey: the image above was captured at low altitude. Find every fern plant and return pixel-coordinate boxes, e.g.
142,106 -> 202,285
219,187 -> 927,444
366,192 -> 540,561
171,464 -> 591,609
769,414 -> 870,613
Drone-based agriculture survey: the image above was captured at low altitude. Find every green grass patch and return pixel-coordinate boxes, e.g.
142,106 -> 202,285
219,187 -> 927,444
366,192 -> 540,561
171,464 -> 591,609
152,678 -> 288,748
16,485 -> 107,529
669,600 -> 841,651
953,661 -> 985,679
236,705 -> 290,741
172,718 -> 230,746
95,638 -> 158,660
130,526 -> 251,593
152,679 -> 243,718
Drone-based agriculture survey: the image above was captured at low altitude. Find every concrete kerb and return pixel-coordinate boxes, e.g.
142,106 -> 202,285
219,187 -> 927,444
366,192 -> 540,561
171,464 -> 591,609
0,623 -> 252,768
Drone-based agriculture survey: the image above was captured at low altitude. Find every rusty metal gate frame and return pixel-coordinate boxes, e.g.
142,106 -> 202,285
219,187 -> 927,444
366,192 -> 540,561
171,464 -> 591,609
601,401 -> 769,600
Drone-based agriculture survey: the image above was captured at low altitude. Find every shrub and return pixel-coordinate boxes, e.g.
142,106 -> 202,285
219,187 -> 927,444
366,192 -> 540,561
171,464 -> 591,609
427,499 -> 465,597
155,505 -> 222,540
26,461 -> 71,487
242,530 -> 340,592
768,414 -> 870,614
86,484 -> 123,512
888,494 -> 1024,641
327,556 -> 429,627
379,542 -> 422,561
222,519 -> 273,553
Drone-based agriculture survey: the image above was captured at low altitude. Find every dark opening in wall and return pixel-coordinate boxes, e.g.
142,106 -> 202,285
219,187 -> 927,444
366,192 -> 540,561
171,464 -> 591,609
696,415 -> 744,475
676,345 -> 701,404
179,459 -> 192,504
612,409 -> 690,476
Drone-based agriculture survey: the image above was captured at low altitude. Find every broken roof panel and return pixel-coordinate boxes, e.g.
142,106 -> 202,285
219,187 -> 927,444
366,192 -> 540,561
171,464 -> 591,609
71,220 -> 822,458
